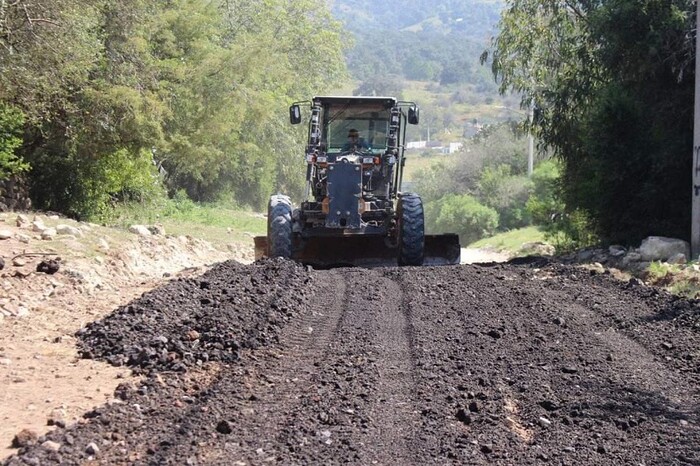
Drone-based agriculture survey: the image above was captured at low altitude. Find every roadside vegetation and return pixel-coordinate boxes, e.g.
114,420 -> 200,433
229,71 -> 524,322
0,0 -> 345,220
1,0 -> 697,262
108,195 -> 266,249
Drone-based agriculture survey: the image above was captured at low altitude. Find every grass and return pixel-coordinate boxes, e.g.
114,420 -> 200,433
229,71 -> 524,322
402,151 -> 450,182
108,200 -> 267,250
642,261 -> 700,299
468,226 -> 547,254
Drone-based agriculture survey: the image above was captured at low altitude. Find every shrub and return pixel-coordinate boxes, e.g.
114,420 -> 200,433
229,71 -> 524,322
0,104 -> 29,180
426,193 -> 499,245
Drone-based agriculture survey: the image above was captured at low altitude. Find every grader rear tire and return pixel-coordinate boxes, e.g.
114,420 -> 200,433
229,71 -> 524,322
398,193 -> 425,266
267,194 -> 293,259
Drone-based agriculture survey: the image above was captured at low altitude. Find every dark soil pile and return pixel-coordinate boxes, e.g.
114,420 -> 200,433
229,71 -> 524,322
76,258 -> 311,373
5,259 -> 700,465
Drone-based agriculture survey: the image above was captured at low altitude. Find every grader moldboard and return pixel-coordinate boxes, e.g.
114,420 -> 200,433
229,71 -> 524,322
254,96 -> 461,267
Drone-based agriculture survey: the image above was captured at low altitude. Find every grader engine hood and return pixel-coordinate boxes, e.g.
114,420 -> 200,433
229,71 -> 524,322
325,162 -> 363,229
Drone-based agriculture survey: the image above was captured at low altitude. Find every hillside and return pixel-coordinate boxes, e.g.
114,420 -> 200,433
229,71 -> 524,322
331,0 -> 503,37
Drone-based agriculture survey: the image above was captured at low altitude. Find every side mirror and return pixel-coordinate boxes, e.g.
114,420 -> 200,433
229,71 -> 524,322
289,104 -> 302,125
408,106 -> 419,125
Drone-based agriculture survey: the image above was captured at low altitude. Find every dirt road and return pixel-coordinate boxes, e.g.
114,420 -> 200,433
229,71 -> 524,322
4,259 -> 700,465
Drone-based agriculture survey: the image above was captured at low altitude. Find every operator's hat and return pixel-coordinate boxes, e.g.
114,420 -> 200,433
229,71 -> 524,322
348,128 -> 359,136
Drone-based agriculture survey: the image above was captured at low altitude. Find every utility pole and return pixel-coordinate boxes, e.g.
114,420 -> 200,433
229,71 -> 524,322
693,0 -> 700,259
527,101 -> 534,177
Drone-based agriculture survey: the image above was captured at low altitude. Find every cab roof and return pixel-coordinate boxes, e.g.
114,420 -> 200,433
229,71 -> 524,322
312,96 -> 397,108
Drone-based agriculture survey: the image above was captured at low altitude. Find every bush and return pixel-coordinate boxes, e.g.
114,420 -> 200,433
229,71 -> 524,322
0,104 -> 29,180
425,193 -> 499,244
477,164 -> 531,230
525,159 -> 564,225
543,208 -> 599,253
29,147 -> 166,221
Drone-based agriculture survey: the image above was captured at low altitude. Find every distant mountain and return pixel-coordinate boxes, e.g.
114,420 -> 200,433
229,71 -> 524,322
330,0 -> 503,40
329,0 -> 504,87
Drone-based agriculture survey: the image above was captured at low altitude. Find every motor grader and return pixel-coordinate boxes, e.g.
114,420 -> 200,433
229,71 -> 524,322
254,96 -> 460,267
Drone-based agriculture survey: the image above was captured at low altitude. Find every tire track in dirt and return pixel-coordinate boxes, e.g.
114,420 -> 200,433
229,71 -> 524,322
274,268 -> 426,465
359,271 -> 422,465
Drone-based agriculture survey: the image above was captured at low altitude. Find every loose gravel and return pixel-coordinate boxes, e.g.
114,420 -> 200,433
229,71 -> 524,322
4,258 -> 700,465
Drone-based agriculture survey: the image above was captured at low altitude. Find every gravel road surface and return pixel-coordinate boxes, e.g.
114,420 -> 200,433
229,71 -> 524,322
4,258 -> 700,465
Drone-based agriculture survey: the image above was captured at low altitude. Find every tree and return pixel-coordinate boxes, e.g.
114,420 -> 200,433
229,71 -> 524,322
0,104 -> 27,179
0,0 -> 347,217
486,0 -> 695,244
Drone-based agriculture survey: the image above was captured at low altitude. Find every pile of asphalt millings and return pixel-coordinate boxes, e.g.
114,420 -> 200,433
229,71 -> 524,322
78,258 -> 312,374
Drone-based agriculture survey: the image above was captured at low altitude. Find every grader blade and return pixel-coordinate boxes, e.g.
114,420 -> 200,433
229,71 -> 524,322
254,233 -> 460,268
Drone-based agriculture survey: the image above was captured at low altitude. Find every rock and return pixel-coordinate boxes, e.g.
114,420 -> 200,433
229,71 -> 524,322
589,262 -> 605,274
562,366 -> 578,374
86,442 -> 100,455
597,445 -> 607,454
576,249 -> 595,262
487,329 -> 501,339
56,224 -> 84,237
16,234 -> 31,244
0,357 -> 11,366
668,253 -> 687,265
216,420 -> 233,434
41,440 -> 61,452
468,401 -> 479,413
147,224 -> 165,236
0,230 -> 12,240
480,443 -> 493,454
639,236 -> 690,262
539,417 -> 552,427
661,342 -> 673,350
12,257 -> 26,267
0,257 -> 4,270
15,214 -> 29,227
621,251 -> 643,268
456,408 -> 472,425
553,317 -> 566,326
37,259 -> 60,274
12,429 -> 38,448
609,245 -> 626,257
129,225 -> 152,237
47,408 -> 68,428
97,238 -> 110,251
539,400 -> 560,411
41,228 -> 57,240
31,220 -> 46,232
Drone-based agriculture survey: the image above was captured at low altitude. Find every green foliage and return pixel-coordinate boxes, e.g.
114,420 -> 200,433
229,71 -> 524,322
0,104 -> 28,180
425,193 -> 499,245
30,147 -> 165,220
332,0 -> 501,36
525,159 -> 564,225
413,123 -> 537,240
543,209 -> 598,253
488,0 -> 695,245
477,164 -> 531,230
1,0 -> 346,218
